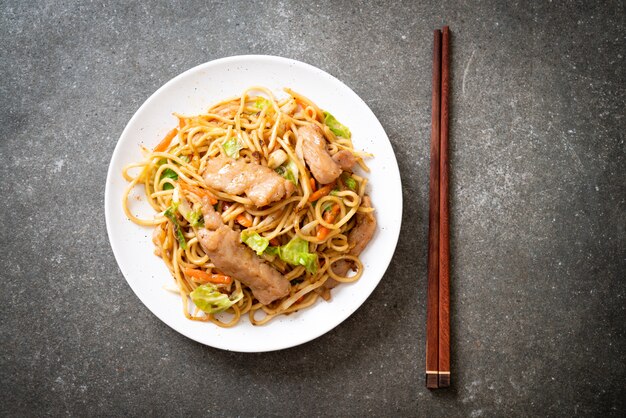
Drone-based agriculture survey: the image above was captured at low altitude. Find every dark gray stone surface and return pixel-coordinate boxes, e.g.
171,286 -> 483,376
1,0 -> 624,416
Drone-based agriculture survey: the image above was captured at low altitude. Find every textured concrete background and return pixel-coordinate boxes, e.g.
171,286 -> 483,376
1,0 -> 624,416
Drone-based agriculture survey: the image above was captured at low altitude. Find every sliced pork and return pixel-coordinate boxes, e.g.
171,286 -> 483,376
196,198 -> 290,305
345,195 -> 377,255
326,195 -> 377,289
298,124 -> 342,184
203,155 -> 295,207
332,150 -> 357,171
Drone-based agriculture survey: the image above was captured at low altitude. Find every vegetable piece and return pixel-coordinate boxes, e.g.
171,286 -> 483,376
249,236 -> 318,274
241,233 -> 319,274
184,268 -> 232,284
164,203 -> 187,250
172,187 -> 194,222
172,186 -> 204,227
190,283 -> 242,314
308,181 -> 335,202
321,201 -> 334,213
310,177 -> 317,192
236,214 -> 253,228
267,149 -> 288,169
275,159 -> 299,185
223,137 -> 244,158
254,96 -> 271,110
154,128 -> 178,152
178,117 -> 186,129
323,111 -> 351,139
316,204 -> 341,241
178,182 -> 218,205
240,230 -> 269,255
343,175 -> 357,191
188,209 -> 204,227
276,237 -> 318,274
316,227 -> 330,241
160,168 -> 178,190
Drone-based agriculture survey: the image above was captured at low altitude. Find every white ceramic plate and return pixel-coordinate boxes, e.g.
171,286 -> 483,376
105,55 -> 402,352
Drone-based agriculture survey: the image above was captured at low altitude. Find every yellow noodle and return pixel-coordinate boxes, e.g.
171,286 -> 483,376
122,87 -> 375,328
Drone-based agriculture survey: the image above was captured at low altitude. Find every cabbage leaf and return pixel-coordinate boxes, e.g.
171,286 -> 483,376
164,202 -> 187,249
275,159 -> 299,185
190,283 -> 242,314
160,168 -> 178,190
255,96 -> 271,110
241,230 -> 269,255
323,111 -> 351,139
223,137 -> 244,159
275,237 -> 318,274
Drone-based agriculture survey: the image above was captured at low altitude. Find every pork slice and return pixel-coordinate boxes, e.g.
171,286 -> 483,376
203,155 -> 252,195
345,195 -> 377,256
246,169 -> 294,207
200,197 -> 224,229
326,195 -> 377,289
203,155 -> 294,207
332,150 -> 357,171
197,201 -> 290,305
298,124 -> 342,184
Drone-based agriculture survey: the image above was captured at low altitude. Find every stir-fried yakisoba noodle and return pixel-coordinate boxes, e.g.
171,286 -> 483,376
122,87 -> 376,327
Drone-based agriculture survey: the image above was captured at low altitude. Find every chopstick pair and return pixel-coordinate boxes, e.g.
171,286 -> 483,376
426,26 -> 451,389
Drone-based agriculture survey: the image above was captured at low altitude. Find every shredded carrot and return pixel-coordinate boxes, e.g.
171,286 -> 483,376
153,128 -> 178,152
310,177 -> 317,192
325,204 -> 341,222
178,117 -> 186,129
308,181 -> 335,202
316,204 -> 341,240
178,182 -> 218,205
269,238 -> 281,246
184,268 -> 232,285
316,227 -> 330,241
236,214 -> 253,227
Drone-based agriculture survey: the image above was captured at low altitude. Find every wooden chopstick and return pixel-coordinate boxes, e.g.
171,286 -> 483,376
426,25 -> 451,389
438,25 -> 451,388
425,28 -> 442,390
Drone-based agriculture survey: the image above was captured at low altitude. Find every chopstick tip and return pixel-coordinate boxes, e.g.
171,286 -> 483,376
426,372 -> 439,389
438,372 -> 451,388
